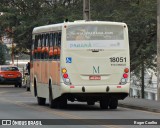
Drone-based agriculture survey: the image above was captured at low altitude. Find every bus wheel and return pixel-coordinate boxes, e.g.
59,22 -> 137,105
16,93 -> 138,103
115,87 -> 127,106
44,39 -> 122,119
58,96 -> 67,109
49,94 -> 56,108
14,84 -> 18,88
49,85 -> 57,108
100,99 -> 109,109
109,98 -> 118,109
37,97 -> 46,105
87,101 -> 95,105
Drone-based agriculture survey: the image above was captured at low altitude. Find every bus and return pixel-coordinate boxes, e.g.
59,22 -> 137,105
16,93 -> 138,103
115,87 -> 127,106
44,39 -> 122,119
30,20 -> 130,109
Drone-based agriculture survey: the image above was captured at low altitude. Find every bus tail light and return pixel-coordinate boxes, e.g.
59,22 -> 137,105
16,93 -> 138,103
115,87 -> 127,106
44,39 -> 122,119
61,68 -> 71,85
120,68 -> 129,85
124,68 -> 129,73
123,73 -> 128,78
62,68 -> 67,74
63,73 -> 68,78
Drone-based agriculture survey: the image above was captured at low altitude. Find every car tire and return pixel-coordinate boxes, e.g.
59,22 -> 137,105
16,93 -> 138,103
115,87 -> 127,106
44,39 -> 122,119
18,83 -> 22,88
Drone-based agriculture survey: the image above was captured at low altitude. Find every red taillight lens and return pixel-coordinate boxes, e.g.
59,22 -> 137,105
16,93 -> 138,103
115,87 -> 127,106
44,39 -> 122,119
63,73 -> 68,78
124,68 -> 129,73
123,73 -> 128,78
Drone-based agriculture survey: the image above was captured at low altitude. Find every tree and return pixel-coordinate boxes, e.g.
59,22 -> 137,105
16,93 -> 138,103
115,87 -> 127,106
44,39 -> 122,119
0,0 -> 82,54
0,40 -> 6,65
91,0 -> 156,72
0,0 -> 157,73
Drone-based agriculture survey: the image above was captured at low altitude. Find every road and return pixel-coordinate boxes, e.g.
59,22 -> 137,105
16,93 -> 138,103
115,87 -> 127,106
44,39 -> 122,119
0,85 -> 160,128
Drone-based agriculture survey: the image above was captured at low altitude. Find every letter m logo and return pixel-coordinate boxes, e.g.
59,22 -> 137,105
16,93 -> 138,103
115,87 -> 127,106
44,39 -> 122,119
93,66 -> 100,74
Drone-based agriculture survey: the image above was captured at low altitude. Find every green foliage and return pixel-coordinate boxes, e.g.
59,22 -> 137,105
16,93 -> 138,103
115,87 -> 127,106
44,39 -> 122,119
0,42 -> 6,65
0,0 -> 83,53
91,0 -> 157,72
0,0 -> 157,73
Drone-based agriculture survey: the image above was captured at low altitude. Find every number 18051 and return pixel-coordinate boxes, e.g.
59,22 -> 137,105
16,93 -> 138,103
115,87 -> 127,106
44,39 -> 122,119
109,57 -> 126,62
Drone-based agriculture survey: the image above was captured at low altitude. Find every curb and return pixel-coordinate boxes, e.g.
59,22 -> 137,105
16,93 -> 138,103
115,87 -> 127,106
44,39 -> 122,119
118,103 -> 160,113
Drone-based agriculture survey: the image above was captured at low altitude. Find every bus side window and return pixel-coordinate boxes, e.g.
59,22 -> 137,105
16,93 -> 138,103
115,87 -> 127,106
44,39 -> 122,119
58,32 -> 61,47
37,35 -> 41,59
41,34 -> 46,60
34,35 -> 38,59
53,33 -> 58,60
57,32 -> 61,60
49,33 -> 53,60
45,34 -> 49,59
31,39 -> 34,61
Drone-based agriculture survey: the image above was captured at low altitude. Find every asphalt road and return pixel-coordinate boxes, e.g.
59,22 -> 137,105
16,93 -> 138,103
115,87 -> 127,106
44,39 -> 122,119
0,85 -> 160,128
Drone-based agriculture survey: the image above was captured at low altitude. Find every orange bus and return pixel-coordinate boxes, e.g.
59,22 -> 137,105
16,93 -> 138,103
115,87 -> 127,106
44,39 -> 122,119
30,21 -> 130,109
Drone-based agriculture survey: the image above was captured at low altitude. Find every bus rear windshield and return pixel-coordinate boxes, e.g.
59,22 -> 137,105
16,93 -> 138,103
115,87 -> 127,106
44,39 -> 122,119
66,24 -> 124,41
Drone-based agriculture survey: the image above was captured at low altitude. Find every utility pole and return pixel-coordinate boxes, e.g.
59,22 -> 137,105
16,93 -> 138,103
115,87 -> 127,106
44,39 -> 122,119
5,27 -> 14,65
12,39 -> 14,65
157,0 -> 160,101
141,57 -> 145,99
83,0 -> 90,21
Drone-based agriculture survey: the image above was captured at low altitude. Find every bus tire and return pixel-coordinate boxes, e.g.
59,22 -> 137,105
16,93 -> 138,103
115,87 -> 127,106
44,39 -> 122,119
14,84 -> 18,88
49,93 -> 56,108
109,98 -> 118,109
58,96 -> 67,109
37,97 -> 46,105
49,83 -> 57,108
34,79 -> 37,97
100,99 -> 109,109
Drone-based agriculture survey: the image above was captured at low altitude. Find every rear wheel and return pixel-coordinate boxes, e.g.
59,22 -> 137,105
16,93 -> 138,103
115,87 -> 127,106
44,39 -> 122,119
58,96 -> 67,109
49,83 -> 57,108
49,91 -> 57,108
109,98 -> 118,109
14,84 -> 18,88
100,99 -> 109,109
37,97 -> 46,105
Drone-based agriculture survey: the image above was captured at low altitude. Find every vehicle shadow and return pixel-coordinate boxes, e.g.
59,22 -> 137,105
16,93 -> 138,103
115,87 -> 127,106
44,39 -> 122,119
43,102 -> 121,112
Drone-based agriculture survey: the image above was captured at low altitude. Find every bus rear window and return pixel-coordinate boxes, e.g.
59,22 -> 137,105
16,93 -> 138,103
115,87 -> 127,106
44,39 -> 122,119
66,25 -> 124,41
66,24 -> 126,49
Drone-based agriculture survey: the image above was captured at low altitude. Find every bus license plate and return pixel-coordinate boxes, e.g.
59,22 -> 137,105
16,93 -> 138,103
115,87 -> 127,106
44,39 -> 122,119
89,76 -> 101,80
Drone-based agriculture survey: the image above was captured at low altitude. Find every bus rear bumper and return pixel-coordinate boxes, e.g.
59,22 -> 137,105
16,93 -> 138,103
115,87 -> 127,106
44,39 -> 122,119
60,83 -> 130,101
60,83 -> 130,94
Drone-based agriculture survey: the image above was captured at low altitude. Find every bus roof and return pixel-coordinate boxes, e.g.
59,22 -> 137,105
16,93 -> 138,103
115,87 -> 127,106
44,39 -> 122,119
32,21 -> 127,34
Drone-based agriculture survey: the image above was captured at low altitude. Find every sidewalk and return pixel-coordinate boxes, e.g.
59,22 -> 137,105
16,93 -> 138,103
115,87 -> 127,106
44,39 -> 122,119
118,97 -> 160,113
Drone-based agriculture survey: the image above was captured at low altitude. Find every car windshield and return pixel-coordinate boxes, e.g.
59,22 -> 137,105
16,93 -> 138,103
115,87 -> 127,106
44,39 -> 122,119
1,67 -> 19,71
